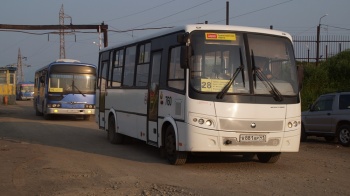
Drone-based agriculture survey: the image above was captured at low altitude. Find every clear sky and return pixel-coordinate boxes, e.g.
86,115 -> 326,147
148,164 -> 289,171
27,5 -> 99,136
0,0 -> 349,82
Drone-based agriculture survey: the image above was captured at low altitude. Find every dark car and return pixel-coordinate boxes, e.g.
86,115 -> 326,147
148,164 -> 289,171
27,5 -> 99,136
301,92 -> 350,146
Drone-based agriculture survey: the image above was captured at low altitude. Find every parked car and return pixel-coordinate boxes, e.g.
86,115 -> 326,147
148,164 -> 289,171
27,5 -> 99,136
301,92 -> 350,146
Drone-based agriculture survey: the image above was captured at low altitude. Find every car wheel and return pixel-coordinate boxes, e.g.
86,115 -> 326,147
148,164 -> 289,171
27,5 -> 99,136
337,124 -> 350,147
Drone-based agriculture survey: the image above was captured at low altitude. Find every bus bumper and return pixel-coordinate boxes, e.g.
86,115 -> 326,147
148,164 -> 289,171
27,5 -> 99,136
46,108 -> 95,115
178,123 -> 300,153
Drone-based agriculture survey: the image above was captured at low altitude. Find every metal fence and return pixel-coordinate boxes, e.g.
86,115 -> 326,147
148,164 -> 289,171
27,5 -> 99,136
293,35 -> 350,62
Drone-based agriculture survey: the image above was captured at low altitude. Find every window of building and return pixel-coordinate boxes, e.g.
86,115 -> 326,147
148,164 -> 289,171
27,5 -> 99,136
0,71 -> 6,84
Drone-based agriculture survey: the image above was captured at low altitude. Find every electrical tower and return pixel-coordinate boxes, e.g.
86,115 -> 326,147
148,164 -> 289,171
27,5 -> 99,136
59,4 -> 72,59
17,48 -> 24,83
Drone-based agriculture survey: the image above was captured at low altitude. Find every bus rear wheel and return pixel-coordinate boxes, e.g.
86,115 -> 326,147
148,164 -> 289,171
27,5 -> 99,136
108,116 -> 124,144
165,126 -> 187,165
257,152 -> 281,163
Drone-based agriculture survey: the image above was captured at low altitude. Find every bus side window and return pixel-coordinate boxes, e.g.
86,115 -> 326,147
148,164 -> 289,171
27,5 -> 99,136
123,46 -> 136,87
112,49 -> 124,87
168,46 -> 185,90
136,43 -> 151,87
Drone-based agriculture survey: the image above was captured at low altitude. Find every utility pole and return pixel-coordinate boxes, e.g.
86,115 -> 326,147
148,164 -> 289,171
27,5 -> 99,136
59,5 -> 65,59
226,1 -> 229,25
316,14 -> 328,67
17,48 -> 23,83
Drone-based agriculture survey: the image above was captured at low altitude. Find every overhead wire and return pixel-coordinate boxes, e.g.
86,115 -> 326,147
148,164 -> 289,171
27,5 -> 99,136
133,0 -> 213,28
212,0 -> 294,24
105,0 -> 178,22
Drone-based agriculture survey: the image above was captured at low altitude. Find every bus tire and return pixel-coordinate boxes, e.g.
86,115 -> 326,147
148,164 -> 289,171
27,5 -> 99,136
83,115 -> 91,121
43,105 -> 51,120
257,152 -> 281,163
165,126 -> 187,165
35,104 -> 42,116
242,153 -> 256,161
108,116 -> 123,144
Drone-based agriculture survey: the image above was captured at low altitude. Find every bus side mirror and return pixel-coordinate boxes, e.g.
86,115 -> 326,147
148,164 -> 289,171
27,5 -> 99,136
40,76 -> 45,83
177,32 -> 189,44
180,45 -> 191,69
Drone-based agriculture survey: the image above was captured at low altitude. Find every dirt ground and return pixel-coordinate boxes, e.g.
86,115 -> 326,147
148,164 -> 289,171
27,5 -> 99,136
0,102 -> 350,196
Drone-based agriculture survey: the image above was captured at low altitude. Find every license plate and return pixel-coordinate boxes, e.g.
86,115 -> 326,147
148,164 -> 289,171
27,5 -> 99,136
240,134 -> 266,142
68,109 -> 78,113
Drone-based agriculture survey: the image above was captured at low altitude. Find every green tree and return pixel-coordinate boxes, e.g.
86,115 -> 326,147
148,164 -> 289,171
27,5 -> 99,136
300,50 -> 350,111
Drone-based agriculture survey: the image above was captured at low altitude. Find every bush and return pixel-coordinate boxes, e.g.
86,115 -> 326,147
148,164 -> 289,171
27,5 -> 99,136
300,50 -> 350,111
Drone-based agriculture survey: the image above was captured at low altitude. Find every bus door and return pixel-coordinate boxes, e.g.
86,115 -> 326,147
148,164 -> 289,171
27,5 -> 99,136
147,51 -> 162,144
98,61 -> 108,129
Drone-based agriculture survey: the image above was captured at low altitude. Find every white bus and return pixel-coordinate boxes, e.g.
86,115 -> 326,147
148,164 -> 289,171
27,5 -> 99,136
96,24 -> 301,165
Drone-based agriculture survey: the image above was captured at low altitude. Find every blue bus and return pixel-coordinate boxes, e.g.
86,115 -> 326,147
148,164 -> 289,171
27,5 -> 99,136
16,82 -> 34,100
34,59 -> 96,120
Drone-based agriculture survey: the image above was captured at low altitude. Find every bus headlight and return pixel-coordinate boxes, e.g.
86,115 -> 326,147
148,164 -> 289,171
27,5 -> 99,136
198,119 -> 204,124
287,120 -> 300,129
189,113 -> 215,128
47,103 -> 61,108
85,104 -> 95,109
206,120 -> 213,126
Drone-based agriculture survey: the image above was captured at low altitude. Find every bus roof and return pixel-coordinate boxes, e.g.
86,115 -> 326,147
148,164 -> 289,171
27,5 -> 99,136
35,59 -> 96,73
101,24 -> 293,52
55,59 -> 81,63
18,81 -> 34,84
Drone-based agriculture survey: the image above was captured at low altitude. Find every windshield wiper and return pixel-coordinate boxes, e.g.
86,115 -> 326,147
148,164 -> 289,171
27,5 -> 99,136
251,50 -> 283,102
71,81 -> 86,97
216,48 -> 245,99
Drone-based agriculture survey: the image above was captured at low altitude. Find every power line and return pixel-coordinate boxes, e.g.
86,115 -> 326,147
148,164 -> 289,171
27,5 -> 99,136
213,0 -> 294,24
109,26 -> 174,33
105,0 -> 178,22
326,25 -> 350,31
133,0 -> 213,28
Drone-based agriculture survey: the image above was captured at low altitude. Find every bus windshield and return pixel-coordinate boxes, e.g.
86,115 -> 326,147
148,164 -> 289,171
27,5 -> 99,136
189,31 -> 298,96
20,85 -> 34,92
49,74 -> 95,94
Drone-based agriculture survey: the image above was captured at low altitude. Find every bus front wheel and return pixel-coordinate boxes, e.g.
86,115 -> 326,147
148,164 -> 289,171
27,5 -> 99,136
42,105 -> 51,120
35,104 -> 42,116
108,116 -> 124,144
257,152 -> 281,163
165,126 -> 187,165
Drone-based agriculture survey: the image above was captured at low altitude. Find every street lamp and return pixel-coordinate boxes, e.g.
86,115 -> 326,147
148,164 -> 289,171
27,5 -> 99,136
316,14 -> 328,66
319,14 -> 328,26
93,41 -> 101,50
